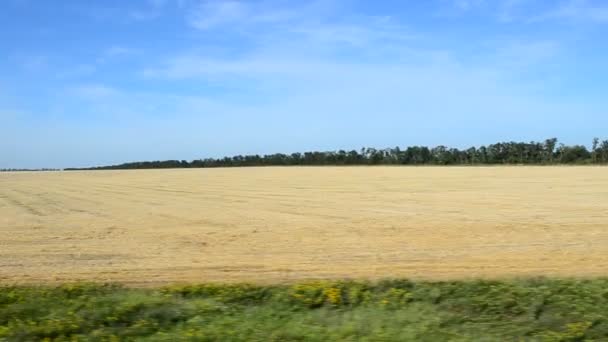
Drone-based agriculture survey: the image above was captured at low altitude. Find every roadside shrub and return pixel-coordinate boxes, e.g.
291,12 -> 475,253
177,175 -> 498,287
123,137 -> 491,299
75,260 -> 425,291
289,282 -> 335,308
288,281 -> 373,308
0,288 -> 24,306
378,288 -> 413,308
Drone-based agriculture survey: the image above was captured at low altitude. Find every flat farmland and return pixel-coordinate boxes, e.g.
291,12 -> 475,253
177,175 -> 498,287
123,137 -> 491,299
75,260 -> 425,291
1,166 -> 607,285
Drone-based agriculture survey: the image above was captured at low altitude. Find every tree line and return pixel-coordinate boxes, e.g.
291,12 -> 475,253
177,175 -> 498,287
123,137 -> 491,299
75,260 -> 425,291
66,137 -> 608,170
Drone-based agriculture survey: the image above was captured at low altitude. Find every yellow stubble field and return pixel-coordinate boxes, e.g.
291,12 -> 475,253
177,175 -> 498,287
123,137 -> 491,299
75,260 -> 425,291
1,166 -> 607,285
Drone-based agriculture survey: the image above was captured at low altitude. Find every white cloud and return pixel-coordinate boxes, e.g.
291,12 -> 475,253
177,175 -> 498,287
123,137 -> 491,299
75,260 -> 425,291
140,37 -> 562,117
144,2 -> 423,81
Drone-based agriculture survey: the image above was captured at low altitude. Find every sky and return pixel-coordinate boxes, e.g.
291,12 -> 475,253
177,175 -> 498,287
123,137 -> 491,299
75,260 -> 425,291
1,0 -> 608,168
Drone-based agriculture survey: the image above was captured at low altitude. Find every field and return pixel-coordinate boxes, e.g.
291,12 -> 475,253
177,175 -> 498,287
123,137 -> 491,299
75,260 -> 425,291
1,166 -> 608,285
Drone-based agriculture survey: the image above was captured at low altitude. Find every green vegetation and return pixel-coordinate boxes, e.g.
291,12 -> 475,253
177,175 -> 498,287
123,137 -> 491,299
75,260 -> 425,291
66,137 -> 608,170
2,279 -> 608,341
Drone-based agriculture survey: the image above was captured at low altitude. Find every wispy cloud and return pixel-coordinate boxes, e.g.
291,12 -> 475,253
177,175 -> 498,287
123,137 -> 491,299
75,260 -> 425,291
180,0 -> 418,56
143,0 -> 562,91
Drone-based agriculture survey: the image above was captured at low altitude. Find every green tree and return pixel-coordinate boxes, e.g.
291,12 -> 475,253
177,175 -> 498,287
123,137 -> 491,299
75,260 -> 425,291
544,138 -> 558,164
592,137 -> 599,163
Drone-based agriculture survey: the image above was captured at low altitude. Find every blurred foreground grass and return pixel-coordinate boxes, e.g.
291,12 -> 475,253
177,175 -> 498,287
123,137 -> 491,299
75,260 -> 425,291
2,278 -> 608,341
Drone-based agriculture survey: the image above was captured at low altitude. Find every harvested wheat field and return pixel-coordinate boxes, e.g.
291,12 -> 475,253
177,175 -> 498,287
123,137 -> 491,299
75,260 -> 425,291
1,166 -> 607,285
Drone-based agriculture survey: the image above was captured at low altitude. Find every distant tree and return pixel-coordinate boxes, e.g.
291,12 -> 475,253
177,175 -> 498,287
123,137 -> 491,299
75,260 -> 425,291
592,138 -> 599,163
599,140 -> 608,163
558,145 -> 591,164
544,138 -> 558,164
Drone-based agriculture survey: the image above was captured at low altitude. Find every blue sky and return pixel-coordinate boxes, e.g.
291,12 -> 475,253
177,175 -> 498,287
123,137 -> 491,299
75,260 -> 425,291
1,0 -> 607,168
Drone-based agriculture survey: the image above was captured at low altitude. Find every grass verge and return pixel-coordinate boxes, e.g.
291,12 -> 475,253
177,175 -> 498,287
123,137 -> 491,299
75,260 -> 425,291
1,278 -> 608,341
